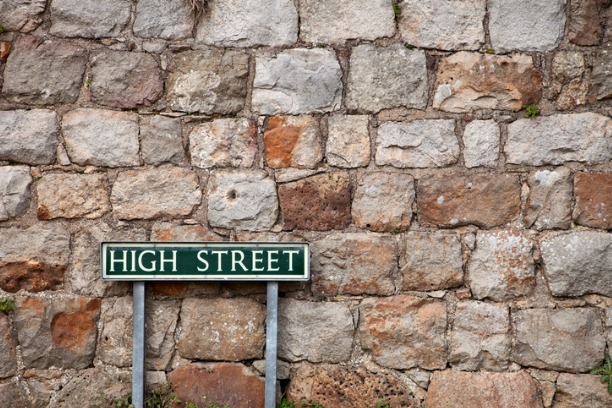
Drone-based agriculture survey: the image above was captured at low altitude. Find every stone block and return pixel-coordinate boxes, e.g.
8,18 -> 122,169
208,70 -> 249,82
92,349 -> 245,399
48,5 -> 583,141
151,222 -> 222,242
463,120 -> 500,168
0,0 -> 45,32
47,367 -> 131,408
140,116 -> 185,165
0,109 -> 59,165
50,0 -> 131,38
592,50 -> 612,100
190,118 -> 257,169
0,382 -> 29,408
550,51 -> 588,111
326,114 -> 370,168
0,166 -> 32,221
145,300 -> 180,371
0,314 -> 17,378
37,173 -> 110,220
573,172 -> 612,229
568,0 -> 608,46
554,373 -> 612,408
264,116 -> 322,169
524,168 -> 572,230
133,0 -> 194,40
97,296 -> 133,367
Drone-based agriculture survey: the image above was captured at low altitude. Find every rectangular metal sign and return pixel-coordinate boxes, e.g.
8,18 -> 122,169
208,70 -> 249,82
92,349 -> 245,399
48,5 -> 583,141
101,242 -> 309,281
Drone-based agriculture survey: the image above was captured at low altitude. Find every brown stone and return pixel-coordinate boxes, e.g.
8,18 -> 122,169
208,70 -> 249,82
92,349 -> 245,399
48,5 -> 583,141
0,382 -> 29,408
573,172 -> 612,229
0,314 -> 17,378
279,172 -> 351,231
264,116 -> 323,169
568,0 -> 608,45
549,52 -> 589,111
169,363 -> 264,408
417,173 -> 521,228
151,222 -> 223,242
37,173 -> 110,220
554,373 -> 612,408
0,42 -> 10,61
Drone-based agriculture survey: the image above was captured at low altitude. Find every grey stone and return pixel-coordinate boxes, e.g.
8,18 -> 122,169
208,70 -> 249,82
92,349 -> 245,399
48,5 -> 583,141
207,171 -> 278,231
98,296 -> 133,367
550,51 -> 589,111
197,0 -> 298,46
326,114 -> 370,168
0,382 -> 29,408
278,299 -> 354,363
140,116 -> 185,165
252,359 -> 291,380
523,168 -> 572,230
347,45 -> 428,112
167,49 -> 249,114
50,0 -> 131,38
0,314 -> 17,378
111,167 -> 202,220
0,0 -> 46,32
376,120 -> 459,168
540,231 -> 612,297
252,49 -> 343,115
0,166 -> 32,221
63,109 -> 139,167
514,308 -> 606,372
134,0 -> 194,40
554,374 -> 612,408
463,120 -> 500,168
592,50 -> 612,101
37,173 -> 110,220
399,0 -> 485,50
505,113 -> 611,165
48,367 -> 131,408
0,109 -> 59,165
489,0 -> 566,52
145,300 -> 180,371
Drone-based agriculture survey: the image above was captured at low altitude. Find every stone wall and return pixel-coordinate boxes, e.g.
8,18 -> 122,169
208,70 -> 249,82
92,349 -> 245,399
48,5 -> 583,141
0,0 -> 611,407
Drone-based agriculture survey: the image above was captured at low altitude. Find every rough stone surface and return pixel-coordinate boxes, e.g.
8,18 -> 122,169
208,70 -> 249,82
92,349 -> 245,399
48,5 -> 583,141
399,0 -> 485,50
311,233 -> 397,297
299,0 -> 395,44
554,373 -> 612,408
376,120 -> 459,168
463,120 -> 500,168
207,171 -> 278,230
513,308 -> 606,372
524,168 -> 572,230
140,115 -> 185,165
278,299 -> 354,363
197,0 -> 298,47
0,0 -> 46,32
63,109 -> 140,167
489,0 -> 566,51
98,296 -> 132,367
0,314 -> 17,378
168,50 -> 249,114
50,0 -> 131,38
568,0 -> 608,45
0,382 -> 29,408
264,116 -> 322,169
573,172 -> 612,229
151,222 -> 222,242
400,232 -> 463,291
178,298 -> 265,361
252,49 -> 343,115
0,166 -> 32,221
37,173 -> 110,220
145,300 -> 180,371
279,172 -> 351,231
540,231 -> 612,297
426,371 -> 541,408
468,230 -> 535,301
2,35 -> 86,104
346,45 -> 428,112
326,115 -> 370,168
358,295 -> 447,370
433,52 -> 542,112
0,109 -> 59,165
417,173 -> 521,228
111,167 -> 202,220
550,52 -> 589,111
190,118 -> 257,169
133,0 -> 194,40
591,50 -> 612,100
89,50 -> 163,109
47,367 -> 131,408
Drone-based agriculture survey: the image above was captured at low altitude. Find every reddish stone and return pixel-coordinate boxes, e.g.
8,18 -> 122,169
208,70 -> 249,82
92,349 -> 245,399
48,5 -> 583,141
568,0 -> 607,46
0,42 -> 10,61
0,261 -> 64,293
264,116 -> 322,169
573,172 -> 612,229
50,299 -> 101,352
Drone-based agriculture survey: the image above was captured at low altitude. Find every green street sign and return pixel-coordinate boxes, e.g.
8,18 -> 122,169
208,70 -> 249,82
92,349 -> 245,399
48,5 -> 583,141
101,242 -> 310,281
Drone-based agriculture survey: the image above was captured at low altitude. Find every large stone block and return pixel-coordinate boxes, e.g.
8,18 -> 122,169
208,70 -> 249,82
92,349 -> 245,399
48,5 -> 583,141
326,115 -> 370,168
264,116 -> 322,169
133,0 -> 194,40
346,45 -> 428,112
47,367 -> 131,408
554,373 -> 612,408
97,296 -> 133,367
0,109 -> 59,165
524,168 -> 572,230
550,51 -> 589,111
0,314 -> 17,378
573,172 -> 612,229
50,0 -> 131,38
145,300 -> 180,371
592,50 -> 612,100
190,118 -> 257,169
140,116 -> 185,165
463,120 -> 500,168
37,173 -> 110,220
0,166 -> 32,221
0,0 -> 46,32
568,0 -> 608,46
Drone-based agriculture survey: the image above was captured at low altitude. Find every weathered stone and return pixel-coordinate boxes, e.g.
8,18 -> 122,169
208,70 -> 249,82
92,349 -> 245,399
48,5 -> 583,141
400,232 -> 463,291
197,0 -> 297,46
417,173 -> 521,228
178,298 -> 265,361
37,173 -> 110,220
426,371 -> 541,408
168,50 -> 249,114
358,295 -> 447,370
50,0 -> 131,38
573,173 -> 612,229
2,35 -> 86,104
399,0 -> 485,50
14,297 -> 101,369
252,359 -> 291,380
140,116 -> 185,165
463,120 -> 500,168
151,222 -> 222,242
145,300 -> 180,371
111,167 -> 201,220
278,299 -> 354,363
279,172 -> 351,231
346,45 -> 428,113
0,314 -> 17,378
550,52 -> 589,111
540,231 -> 612,297
352,172 -> 414,232
252,49 -> 342,115
506,113 -> 611,165
311,233 -> 397,296
0,166 -> 32,221
376,120 -> 459,168
0,382 -> 29,408
326,115 -> 370,168
207,171 -> 278,231
554,373 -> 612,408
299,0 -> 394,44
89,50 -> 163,109
98,296 -> 132,367
592,50 -> 612,100
169,363 -> 264,408
63,109 -> 139,167
514,308 -> 606,372
449,301 -> 510,371
264,116 -> 322,169
47,367 -> 131,408
524,168 -> 572,230
133,0 -> 194,40
489,0 -> 566,51
468,230 -> 535,301
0,110 -> 58,165
568,0 -> 608,45
433,52 -> 542,112
0,0 -> 46,32
190,118 -> 258,169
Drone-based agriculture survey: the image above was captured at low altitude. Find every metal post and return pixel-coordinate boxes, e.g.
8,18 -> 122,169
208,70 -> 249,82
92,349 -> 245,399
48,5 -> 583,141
132,281 -> 146,408
265,282 -> 279,408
